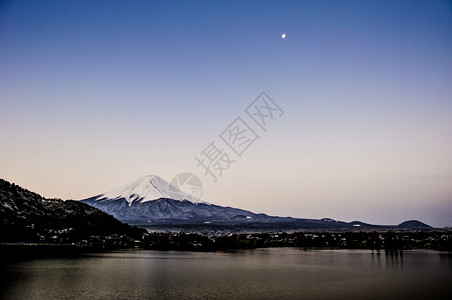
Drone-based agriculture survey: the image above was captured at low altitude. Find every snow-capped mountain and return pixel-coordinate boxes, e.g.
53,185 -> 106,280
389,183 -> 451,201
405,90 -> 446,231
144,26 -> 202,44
80,175 -> 269,224
80,175 -> 433,230
88,175 -> 200,205
80,176 -> 348,227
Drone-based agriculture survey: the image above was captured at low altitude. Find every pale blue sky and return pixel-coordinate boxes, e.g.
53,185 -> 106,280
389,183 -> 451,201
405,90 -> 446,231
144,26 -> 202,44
1,1 -> 451,227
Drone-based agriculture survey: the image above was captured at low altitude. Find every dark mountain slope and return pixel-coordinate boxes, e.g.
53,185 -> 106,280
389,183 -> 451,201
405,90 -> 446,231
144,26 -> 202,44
0,179 -> 146,242
397,220 -> 432,229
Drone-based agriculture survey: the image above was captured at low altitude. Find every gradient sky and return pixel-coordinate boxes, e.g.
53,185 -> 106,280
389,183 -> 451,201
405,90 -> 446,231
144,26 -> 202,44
1,1 -> 451,227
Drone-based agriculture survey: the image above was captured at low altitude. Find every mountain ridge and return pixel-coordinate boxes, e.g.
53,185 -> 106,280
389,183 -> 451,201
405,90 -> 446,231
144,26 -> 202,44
80,175 -> 433,230
0,178 -> 146,242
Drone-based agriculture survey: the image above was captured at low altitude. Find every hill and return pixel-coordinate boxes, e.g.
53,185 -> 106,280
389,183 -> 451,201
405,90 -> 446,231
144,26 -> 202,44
0,178 -> 146,242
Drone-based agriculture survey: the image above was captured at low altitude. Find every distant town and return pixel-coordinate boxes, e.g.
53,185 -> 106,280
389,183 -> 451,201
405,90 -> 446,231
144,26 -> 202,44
143,230 -> 452,251
2,229 -> 451,257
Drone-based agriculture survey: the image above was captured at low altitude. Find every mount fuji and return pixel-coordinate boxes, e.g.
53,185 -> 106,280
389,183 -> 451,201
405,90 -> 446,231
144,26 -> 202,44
85,175 -> 200,206
81,175 -> 261,225
80,175 -> 432,230
80,175 -> 292,226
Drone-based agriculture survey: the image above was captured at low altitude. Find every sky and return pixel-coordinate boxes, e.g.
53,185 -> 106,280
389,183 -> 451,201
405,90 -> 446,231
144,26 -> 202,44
1,0 -> 451,227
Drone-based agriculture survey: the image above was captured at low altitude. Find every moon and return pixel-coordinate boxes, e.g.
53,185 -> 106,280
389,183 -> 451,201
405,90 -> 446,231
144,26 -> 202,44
281,33 -> 286,39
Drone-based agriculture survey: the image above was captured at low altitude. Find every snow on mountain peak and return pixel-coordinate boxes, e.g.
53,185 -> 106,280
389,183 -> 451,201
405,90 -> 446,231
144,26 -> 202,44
94,175 -> 198,205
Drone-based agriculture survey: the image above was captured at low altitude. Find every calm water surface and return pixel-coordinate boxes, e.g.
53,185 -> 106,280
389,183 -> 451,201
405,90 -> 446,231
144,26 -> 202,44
1,248 -> 451,299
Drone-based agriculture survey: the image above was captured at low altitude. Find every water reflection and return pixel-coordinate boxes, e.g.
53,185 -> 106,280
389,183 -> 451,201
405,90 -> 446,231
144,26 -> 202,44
440,254 -> 452,268
1,249 -> 451,300
371,249 -> 381,267
385,250 -> 404,269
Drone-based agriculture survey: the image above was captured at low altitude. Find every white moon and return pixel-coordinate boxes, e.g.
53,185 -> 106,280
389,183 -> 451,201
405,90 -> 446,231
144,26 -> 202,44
281,33 -> 286,39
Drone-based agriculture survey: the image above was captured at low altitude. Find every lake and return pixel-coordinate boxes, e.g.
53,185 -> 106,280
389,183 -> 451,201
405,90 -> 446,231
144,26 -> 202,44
1,248 -> 451,299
